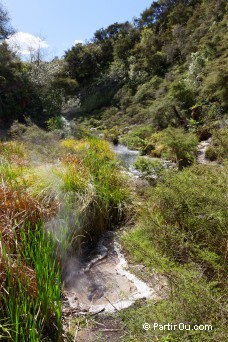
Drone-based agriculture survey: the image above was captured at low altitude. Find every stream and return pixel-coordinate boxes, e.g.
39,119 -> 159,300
111,144 -> 140,176
55,120 -> 214,334
61,139 -> 213,318
62,144 -> 162,316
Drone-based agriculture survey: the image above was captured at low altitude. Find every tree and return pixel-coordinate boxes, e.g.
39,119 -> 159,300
27,58 -> 67,124
0,2 -> 14,39
0,3 -> 65,128
65,43 -> 102,84
0,3 -> 28,126
114,29 -> 140,63
93,22 -> 132,41
169,80 -> 195,111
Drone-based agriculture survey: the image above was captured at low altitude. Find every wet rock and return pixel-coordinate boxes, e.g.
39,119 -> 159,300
87,284 -> 105,301
63,234 -> 164,314
197,138 -> 217,165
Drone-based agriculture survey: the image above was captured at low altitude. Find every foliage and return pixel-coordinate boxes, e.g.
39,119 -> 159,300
1,225 -> 61,341
133,75 -> 162,103
52,77 -> 79,95
9,123 -> 64,162
120,125 -> 154,150
58,138 -> 132,241
0,43 -> 31,126
137,164 -> 227,276
202,59 -> 228,108
59,0 -> 227,130
169,80 -> 195,111
205,146 -> 218,161
70,120 -> 91,140
119,271 -> 226,341
0,2 -> 14,39
26,59 -> 67,123
120,163 -> 228,341
47,116 -> 64,131
133,156 -> 166,177
0,10 -> 67,128
161,127 -> 198,169
185,51 -> 207,87
211,128 -> 228,160
0,141 -> 61,340
0,1 -> 227,338
203,128 -> 228,162
103,126 -> 120,144
65,43 -> 104,85
136,128 -> 198,168
0,134 -> 132,339
1,0 -> 227,132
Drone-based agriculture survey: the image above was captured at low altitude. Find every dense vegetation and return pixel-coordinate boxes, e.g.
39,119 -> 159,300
0,0 -> 227,340
1,0 -> 227,132
121,163 -> 227,341
62,0 -> 227,134
0,129 -> 131,340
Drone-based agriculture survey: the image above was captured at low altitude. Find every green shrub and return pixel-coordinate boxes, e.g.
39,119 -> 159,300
70,121 -> 91,139
119,267 -> 226,342
133,76 -> 163,103
202,64 -> 228,108
205,146 -> 218,161
161,127 -> 198,169
103,126 -> 120,144
134,157 -> 165,177
120,134 -> 145,150
150,98 -> 177,130
120,163 -> 227,341
9,123 -> 64,162
169,80 -> 195,110
51,77 -> 79,95
211,128 -> 228,160
47,116 -> 64,130
120,125 -> 154,150
139,164 -> 227,276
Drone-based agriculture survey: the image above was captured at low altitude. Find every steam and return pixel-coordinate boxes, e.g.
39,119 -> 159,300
45,192 -> 86,287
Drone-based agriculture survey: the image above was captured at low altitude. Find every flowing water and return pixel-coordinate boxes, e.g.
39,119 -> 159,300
46,135 -> 216,318
197,138 -> 217,164
57,120 -> 213,319
111,144 -> 140,176
62,143 -> 164,315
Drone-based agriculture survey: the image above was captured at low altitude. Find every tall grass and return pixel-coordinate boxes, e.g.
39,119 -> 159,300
0,141 -> 62,341
0,136 -> 132,339
59,138 -> 132,242
1,225 -> 61,341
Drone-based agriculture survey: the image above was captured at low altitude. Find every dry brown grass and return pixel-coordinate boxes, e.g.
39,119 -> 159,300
0,180 -> 58,304
0,140 -> 59,306
0,255 -> 37,299
0,182 -> 57,252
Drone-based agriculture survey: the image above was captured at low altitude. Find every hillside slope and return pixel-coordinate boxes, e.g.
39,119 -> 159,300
62,0 -> 227,134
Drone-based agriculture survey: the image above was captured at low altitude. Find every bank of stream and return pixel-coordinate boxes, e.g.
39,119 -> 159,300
62,144 -> 164,322
60,127 -> 212,329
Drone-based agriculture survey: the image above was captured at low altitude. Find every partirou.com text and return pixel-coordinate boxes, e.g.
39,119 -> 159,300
142,322 -> 213,331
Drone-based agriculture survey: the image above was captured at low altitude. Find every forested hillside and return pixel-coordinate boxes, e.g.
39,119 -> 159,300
1,0 -> 227,132
0,1 -> 227,341
63,0 -> 227,130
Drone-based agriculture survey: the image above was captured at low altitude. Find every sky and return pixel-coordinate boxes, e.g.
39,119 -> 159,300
4,0 -> 153,59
